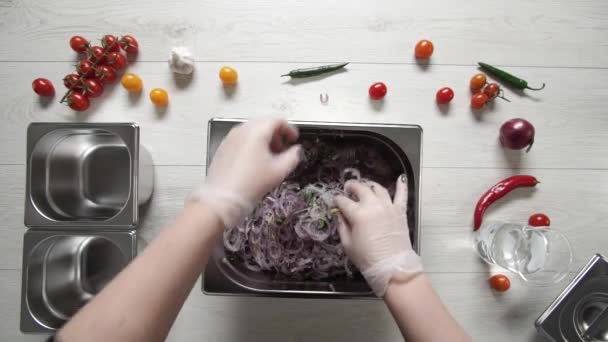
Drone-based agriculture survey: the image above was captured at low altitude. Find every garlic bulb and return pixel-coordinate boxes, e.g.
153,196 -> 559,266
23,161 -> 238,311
168,47 -> 195,75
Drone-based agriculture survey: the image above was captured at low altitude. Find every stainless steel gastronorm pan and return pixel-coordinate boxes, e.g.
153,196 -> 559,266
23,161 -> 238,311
25,123 -> 154,229
535,254 -> 608,341
203,118 -> 423,298
20,229 -> 136,332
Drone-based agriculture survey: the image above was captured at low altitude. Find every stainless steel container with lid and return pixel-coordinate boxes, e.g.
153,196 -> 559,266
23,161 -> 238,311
203,118 -> 423,298
535,254 -> 608,341
21,122 -> 154,333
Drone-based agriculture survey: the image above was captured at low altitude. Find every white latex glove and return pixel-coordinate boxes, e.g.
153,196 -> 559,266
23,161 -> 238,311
335,175 -> 423,297
188,119 -> 301,229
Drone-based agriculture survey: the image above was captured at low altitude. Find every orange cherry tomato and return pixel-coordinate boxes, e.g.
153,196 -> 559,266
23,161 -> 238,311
414,40 -> 434,59
471,93 -> 489,109
529,213 -> 551,227
489,274 -> 511,292
149,88 -> 169,106
121,73 -> 143,92
219,66 -> 238,85
470,73 -> 487,91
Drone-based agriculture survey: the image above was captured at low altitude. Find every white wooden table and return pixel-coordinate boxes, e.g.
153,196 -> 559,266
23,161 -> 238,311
1,0 -> 607,340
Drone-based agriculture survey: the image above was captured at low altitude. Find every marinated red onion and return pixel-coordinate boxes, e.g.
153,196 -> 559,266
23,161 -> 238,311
224,137 -> 403,279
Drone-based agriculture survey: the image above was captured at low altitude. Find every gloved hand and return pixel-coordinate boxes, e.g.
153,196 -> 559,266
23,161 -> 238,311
188,118 -> 301,229
335,175 -> 423,297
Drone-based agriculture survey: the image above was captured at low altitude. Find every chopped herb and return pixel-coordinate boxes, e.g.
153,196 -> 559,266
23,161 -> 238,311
319,218 -> 330,229
305,190 -> 314,204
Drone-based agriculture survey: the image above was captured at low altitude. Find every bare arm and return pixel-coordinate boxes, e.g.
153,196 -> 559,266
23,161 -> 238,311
57,119 -> 301,342
384,275 -> 470,341
58,202 -> 222,342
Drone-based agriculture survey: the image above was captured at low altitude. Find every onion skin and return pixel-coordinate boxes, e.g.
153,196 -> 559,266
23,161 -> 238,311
499,118 -> 535,152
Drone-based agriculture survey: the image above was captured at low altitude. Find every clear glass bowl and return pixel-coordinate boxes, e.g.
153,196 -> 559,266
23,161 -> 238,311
474,221 -> 574,285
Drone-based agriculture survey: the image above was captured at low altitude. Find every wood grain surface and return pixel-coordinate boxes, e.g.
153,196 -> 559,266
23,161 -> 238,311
2,63 -> 608,168
1,0 -> 607,341
1,0 -> 608,67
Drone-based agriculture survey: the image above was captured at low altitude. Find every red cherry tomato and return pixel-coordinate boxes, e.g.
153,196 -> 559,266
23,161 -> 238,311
77,60 -> 95,78
119,35 -> 139,54
94,65 -> 117,84
101,34 -> 120,52
529,213 -> 551,227
82,78 -> 104,98
69,36 -> 89,53
32,78 -> 55,96
436,87 -> 454,104
63,74 -> 82,90
489,274 -> 511,292
67,92 -> 90,111
483,83 -> 501,99
88,46 -> 107,64
369,82 -> 387,100
106,52 -> 128,70
415,40 -> 434,59
471,93 -> 488,109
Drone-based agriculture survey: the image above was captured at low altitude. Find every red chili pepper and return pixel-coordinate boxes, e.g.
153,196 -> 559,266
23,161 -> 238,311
473,175 -> 539,231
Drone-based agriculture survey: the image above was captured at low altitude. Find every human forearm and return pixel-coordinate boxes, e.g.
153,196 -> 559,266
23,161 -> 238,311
58,202 -> 222,342
57,119 -> 301,341
384,274 -> 470,342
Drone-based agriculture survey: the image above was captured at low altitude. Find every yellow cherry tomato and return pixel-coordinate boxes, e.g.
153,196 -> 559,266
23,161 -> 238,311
219,66 -> 238,85
121,73 -> 143,92
149,88 -> 169,106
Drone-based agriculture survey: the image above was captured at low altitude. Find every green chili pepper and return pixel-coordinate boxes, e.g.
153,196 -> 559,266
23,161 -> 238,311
281,62 -> 349,78
478,62 -> 545,91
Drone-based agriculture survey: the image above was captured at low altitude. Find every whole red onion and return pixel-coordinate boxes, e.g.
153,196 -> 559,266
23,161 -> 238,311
499,118 -> 535,152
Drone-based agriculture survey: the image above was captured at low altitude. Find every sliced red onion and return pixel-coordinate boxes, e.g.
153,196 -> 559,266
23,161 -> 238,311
223,227 -> 244,252
243,260 -> 262,272
223,139 -> 402,279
